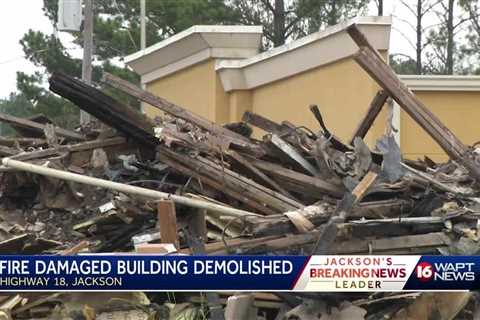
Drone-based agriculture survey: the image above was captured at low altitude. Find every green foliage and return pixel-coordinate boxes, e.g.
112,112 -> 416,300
389,54 -> 417,75
15,0 -> 368,129
228,0 -> 369,47
0,94 -> 34,136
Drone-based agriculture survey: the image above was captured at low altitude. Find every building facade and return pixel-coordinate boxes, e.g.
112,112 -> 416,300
125,17 -> 480,162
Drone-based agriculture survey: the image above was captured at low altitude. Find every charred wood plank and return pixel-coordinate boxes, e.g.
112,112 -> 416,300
247,199 -> 414,237
158,146 -> 301,213
102,72 -> 261,155
242,111 -> 290,135
10,137 -> 127,162
313,171 -> 378,254
49,72 -> 158,147
197,156 -> 303,210
248,157 -> 344,198
206,232 -> 449,255
0,112 -> 86,141
156,147 -> 278,215
349,90 -> 389,145
228,150 -> 296,200
0,137 -> 46,148
157,200 -> 179,249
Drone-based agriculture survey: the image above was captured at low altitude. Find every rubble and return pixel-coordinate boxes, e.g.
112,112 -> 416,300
0,24 -> 478,319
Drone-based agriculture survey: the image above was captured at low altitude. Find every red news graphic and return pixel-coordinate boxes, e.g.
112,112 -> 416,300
416,262 -> 433,282
310,256 -> 406,278
294,256 -> 418,291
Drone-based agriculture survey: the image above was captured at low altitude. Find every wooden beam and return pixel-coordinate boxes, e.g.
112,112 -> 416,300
242,111 -> 289,135
313,171 -> 378,254
248,157 -> 344,198
228,150 -> 296,200
158,147 -> 302,213
347,24 -> 385,60
349,28 -> 480,181
10,137 -> 127,162
49,72 -> 158,147
0,137 -> 46,147
102,73 -> 261,154
0,112 -> 86,141
349,90 -> 389,144
157,200 -> 179,249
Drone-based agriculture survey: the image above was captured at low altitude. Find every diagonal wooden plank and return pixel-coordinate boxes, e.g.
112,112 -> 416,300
0,112 -> 86,141
349,90 -> 389,145
348,24 -> 480,181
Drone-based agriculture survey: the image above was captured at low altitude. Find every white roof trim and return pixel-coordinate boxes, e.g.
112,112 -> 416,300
216,16 -> 392,92
125,25 -> 263,77
140,47 -> 259,84
400,75 -> 480,91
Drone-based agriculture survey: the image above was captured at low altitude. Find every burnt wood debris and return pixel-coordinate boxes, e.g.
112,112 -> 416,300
0,24 -> 477,319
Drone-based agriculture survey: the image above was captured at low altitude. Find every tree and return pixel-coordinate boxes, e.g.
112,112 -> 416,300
459,0 -> 480,73
0,94 -> 35,136
16,0 -> 368,128
17,0 -> 234,128
394,0 -> 441,74
390,54 -> 417,75
227,0 -> 369,47
375,0 -> 383,16
425,0 -> 472,74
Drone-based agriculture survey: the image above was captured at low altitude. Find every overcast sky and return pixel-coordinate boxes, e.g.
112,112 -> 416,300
0,1 -> 417,99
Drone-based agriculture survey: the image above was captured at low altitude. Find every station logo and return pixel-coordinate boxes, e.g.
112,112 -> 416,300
415,261 -> 475,282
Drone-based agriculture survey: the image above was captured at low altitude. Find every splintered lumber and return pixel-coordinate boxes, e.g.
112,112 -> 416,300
102,72 -> 261,154
227,150 -> 295,199
208,231 -> 450,255
1,158 -> 260,218
157,200 -> 179,249
157,146 -> 302,214
265,134 -> 320,176
9,137 -> 127,162
0,112 -> 86,141
348,26 -> 480,181
225,294 -> 256,320
248,157 -> 344,197
246,198 -> 414,237
49,72 -> 158,147
313,171 -> 378,254
283,207 -> 315,233
242,111 -> 289,135
0,137 -> 46,147
349,90 -> 389,145
59,240 -> 89,255
401,163 -> 469,195
157,150 -> 277,215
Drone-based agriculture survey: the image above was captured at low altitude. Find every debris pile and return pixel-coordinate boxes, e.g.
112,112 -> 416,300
0,24 -> 478,319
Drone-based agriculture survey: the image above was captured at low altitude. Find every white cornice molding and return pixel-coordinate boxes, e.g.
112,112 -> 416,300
216,16 -> 392,92
126,25 -> 263,77
400,75 -> 480,91
140,47 -> 259,84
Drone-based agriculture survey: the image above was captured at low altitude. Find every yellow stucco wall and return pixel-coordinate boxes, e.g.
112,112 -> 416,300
249,58 -> 385,146
146,59 -> 230,124
143,51 -> 480,165
400,91 -> 480,162
144,54 -> 389,147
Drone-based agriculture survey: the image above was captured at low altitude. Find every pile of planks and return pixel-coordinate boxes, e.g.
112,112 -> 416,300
0,25 -> 478,319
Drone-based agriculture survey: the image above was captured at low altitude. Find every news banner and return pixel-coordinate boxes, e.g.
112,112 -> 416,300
0,255 -> 477,291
